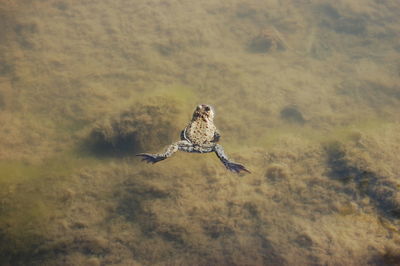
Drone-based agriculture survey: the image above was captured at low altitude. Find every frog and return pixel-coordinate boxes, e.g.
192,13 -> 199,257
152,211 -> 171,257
136,104 -> 250,174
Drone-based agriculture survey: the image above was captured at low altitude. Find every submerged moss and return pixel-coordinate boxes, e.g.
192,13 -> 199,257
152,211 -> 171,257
0,152 -> 100,264
1,0 -> 400,264
87,96 -> 182,155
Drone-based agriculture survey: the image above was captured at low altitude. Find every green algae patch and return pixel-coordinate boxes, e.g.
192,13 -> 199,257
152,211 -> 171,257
253,118 -> 393,151
134,84 -> 199,122
0,166 -> 56,263
0,151 -> 97,184
0,161 -> 43,184
0,152 -> 100,263
0,193 -> 53,261
318,119 -> 392,142
148,84 -> 197,105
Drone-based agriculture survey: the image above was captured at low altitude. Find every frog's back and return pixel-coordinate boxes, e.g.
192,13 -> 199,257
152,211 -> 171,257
184,104 -> 216,145
185,121 -> 216,145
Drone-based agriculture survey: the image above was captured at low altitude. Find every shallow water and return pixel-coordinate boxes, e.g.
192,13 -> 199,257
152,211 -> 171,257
1,0 -> 400,265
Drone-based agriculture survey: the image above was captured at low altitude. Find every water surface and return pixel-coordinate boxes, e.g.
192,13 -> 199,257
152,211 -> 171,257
1,0 -> 400,265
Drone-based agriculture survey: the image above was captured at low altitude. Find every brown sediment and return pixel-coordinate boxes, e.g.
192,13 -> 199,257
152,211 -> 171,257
0,0 -> 400,265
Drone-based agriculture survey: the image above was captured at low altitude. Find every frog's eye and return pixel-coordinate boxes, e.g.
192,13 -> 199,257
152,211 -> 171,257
204,106 -> 210,111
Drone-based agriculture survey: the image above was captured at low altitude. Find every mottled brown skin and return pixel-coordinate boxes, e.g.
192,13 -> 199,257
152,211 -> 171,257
137,104 -> 250,174
182,104 -> 219,146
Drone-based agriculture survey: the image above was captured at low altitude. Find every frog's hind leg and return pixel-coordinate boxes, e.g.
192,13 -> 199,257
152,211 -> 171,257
214,144 -> 250,174
136,141 -> 188,164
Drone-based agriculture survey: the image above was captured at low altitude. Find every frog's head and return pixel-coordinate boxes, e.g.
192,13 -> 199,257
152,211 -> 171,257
192,104 -> 214,121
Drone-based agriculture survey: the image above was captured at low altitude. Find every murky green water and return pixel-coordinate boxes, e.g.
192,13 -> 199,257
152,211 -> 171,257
1,1 -> 400,265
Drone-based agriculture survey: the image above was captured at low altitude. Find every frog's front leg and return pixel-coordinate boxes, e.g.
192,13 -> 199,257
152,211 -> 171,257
136,140 -> 190,164
214,144 -> 250,174
212,130 -> 221,143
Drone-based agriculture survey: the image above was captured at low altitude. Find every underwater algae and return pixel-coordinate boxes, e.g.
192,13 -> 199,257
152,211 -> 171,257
87,97 -> 181,155
0,0 -> 400,265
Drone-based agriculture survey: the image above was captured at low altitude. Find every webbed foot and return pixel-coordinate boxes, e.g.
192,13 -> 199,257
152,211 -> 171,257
224,161 -> 251,174
214,144 -> 251,174
136,153 -> 166,164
